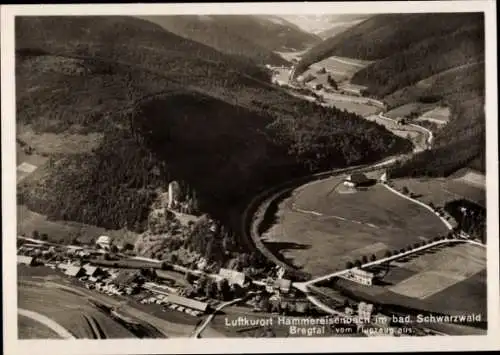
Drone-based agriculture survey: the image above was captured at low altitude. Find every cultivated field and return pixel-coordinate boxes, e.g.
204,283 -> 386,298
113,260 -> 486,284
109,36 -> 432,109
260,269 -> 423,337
335,243 -> 486,323
388,243 -> 485,299
261,175 -> 449,276
16,142 -> 49,183
385,103 -> 436,119
17,205 -> 139,246
306,56 -> 372,82
18,266 -> 198,338
416,106 -> 451,125
391,177 -> 485,207
17,124 -> 103,156
325,100 -> 380,116
18,278 -> 135,338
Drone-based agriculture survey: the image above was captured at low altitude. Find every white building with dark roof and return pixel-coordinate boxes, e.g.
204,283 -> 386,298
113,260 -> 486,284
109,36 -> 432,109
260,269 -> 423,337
218,268 -> 246,287
17,255 -> 35,266
96,235 -> 111,250
342,268 -> 375,286
64,265 -> 85,277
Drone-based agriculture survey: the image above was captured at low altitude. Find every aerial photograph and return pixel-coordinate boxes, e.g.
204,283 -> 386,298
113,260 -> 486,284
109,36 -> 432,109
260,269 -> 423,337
15,12 -> 486,339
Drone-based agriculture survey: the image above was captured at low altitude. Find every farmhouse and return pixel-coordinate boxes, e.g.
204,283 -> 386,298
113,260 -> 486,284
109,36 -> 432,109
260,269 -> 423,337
166,294 -> 209,313
218,268 -> 246,287
17,255 -> 36,266
344,173 -> 370,188
82,264 -> 104,277
346,268 -> 375,286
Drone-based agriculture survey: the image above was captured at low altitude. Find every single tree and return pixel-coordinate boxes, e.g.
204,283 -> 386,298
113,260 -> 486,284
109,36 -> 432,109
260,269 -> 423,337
345,261 -> 354,269
361,256 -> 368,264
370,254 -> 376,262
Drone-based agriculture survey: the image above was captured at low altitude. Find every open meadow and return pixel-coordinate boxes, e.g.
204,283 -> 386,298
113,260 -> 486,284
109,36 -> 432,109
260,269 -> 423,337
332,242 -> 486,329
17,205 -> 139,246
306,56 -> 372,82
385,103 -> 437,120
391,176 -> 485,208
261,175 -> 449,277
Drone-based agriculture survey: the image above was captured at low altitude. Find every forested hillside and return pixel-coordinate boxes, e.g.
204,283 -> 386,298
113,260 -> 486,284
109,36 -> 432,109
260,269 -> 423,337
139,15 -> 320,65
295,13 -> 483,75
294,13 -> 485,176
16,16 -> 411,235
137,16 -> 289,66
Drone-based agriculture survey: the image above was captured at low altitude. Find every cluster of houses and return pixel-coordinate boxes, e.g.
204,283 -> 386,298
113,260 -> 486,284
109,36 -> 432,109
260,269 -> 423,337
343,302 -> 401,336
18,232 -> 312,320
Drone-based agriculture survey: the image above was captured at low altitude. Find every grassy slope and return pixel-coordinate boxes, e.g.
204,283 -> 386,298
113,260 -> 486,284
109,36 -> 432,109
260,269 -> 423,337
16,16 -> 411,235
295,13 -> 485,175
295,13 -> 483,74
214,15 -> 322,51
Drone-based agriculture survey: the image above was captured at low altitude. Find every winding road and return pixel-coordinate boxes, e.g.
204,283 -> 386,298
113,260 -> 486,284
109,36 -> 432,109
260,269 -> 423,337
240,75 -> 485,319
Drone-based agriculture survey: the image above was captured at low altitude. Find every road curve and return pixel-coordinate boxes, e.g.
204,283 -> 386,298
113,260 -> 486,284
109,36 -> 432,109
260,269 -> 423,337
192,292 -> 259,338
18,308 -> 76,339
241,156 -> 400,277
381,183 -> 453,230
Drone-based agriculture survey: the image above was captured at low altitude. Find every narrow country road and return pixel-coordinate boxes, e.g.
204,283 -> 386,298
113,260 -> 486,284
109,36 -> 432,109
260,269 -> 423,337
191,291 -> 260,338
18,308 -> 76,339
293,237 -> 485,316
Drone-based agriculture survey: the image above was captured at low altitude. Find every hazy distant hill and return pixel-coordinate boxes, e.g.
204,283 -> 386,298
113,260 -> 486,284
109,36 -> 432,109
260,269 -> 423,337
279,14 -> 369,36
295,13 -> 485,176
16,16 -> 410,234
139,15 -> 320,66
316,19 -> 367,39
137,15 -> 289,66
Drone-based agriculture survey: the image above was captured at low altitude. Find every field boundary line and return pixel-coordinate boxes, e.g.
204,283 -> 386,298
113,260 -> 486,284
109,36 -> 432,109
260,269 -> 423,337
381,183 -> 453,230
18,308 -> 76,339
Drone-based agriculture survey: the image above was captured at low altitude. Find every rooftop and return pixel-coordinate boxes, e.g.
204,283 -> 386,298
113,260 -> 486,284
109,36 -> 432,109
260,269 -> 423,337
218,268 -> 246,286
17,255 -> 34,264
64,265 -> 84,277
346,173 -> 370,184
166,294 -> 208,312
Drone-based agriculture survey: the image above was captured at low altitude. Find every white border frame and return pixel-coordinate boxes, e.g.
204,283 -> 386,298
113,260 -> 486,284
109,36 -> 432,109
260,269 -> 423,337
2,1 -> 498,354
